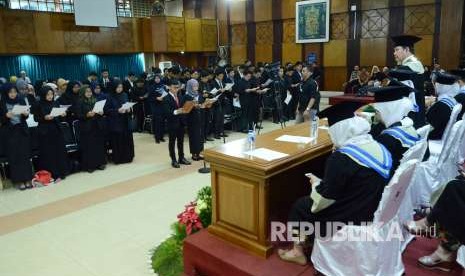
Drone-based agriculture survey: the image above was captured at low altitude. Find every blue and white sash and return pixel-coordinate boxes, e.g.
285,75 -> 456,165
338,143 -> 393,179
439,97 -> 457,110
382,127 -> 420,147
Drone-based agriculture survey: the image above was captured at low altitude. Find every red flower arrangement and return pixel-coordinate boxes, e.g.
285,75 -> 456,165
177,202 -> 203,235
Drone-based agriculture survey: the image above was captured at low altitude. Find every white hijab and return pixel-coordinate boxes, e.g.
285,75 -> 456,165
435,82 -> 460,100
400,80 -> 419,112
328,116 -> 373,149
373,97 -> 414,128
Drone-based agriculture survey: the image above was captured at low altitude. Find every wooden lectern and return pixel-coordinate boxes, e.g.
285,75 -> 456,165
204,123 -> 333,258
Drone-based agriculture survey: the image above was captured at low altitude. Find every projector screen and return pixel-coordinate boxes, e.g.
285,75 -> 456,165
74,0 -> 118,28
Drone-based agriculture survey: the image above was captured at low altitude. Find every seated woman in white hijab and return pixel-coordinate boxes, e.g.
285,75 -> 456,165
278,102 -> 393,266
427,72 -> 460,140
370,85 -> 419,171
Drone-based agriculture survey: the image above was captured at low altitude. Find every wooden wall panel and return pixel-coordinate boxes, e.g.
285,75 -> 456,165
404,0 -> 435,6
166,17 -> 186,52
230,1 -> 246,23
232,24 -> 247,45
360,38 -> 387,66
112,21 -> 136,53
281,0 -> 297,20
201,19 -> 218,52
282,19 -> 296,43
254,0 -> 272,22
231,45 -> 247,65
255,22 -> 273,45
185,18 -> 203,52
2,11 -> 37,54
89,28 -> 113,53
324,67 -> 348,91
217,0 -> 227,20
331,0 -> 348,13
255,45 -> 273,63
303,43 -> 323,64
150,16 -> 168,52
201,0 -> 216,19
282,43 -> 302,63
323,40 -> 347,67
142,18 -> 154,52
415,34 -> 433,65
362,0 -> 388,11
0,11 -> 5,53
438,0 -> 463,69
33,13 -> 65,53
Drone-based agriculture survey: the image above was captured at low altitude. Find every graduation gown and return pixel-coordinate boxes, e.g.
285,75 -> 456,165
431,179 -> 465,244
199,81 -> 213,137
57,91 -> 80,124
455,91 -> 465,120
402,55 -> 426,127
77,101 -> 107,171
183,94 -> 205,155
147,83 -> 166,141
247,77 -> 261,125
289,142 -> 391,236
104,92 -> 135,164
426,97 -> 456,140
33,100 -> 70,179
375,122 -> 420,171
211,79 -> 226,136
0,100 -> 33,183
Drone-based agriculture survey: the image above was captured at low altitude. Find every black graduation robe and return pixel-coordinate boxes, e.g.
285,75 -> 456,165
147,83 -> 166,142
211,79 -> 226,136
183,94 -> 205,156
455,92 -> 465,120
289,151 -> 389,236
430,179 -> 465,244
0,99 -> 33,183
426,100 -> 454,140
33,100 -> 70,179
104,92 -> 135,164
374,122 -> 418,171
76,100 -> 107,171
199,80 -> 213,138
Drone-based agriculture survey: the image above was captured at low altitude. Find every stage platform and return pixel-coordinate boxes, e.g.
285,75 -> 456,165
184,229 -> 464,276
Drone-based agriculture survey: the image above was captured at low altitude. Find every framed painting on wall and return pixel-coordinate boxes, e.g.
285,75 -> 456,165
296,0 -> 330,43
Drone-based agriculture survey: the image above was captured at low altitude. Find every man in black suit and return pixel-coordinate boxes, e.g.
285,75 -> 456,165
100,68 -> 112,93
82,71 -> 98,86
163,79 -> 191,168
211,69 -> 227,139
123,72 -> 136,94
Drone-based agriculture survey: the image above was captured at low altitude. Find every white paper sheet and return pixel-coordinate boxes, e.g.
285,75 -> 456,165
233,98 -> 241,108
121,102 -> 137,110
60,105 -> 72,109
11,105 -> 30,115
284,93 -> 292,105
160,91 -> 168,98
276,135 -> 315,144
318,126 -> 329,130
210,88 -> 219,95
26,115 -> 38,127
92,100 -> 106,113
244,148 -> 289,161
225,83 -> 234,91
49,107 -> 68,117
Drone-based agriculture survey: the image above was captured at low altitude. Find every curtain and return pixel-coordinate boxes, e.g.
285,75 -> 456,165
0,53 -> 145,84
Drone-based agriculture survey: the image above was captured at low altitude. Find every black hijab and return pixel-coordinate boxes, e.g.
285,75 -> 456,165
1,83 -> 21,105
110,80 -> 128,105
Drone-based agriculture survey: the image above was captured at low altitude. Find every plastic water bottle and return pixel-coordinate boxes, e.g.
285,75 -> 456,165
310,110 -> 319,140
247,129 -> 256,150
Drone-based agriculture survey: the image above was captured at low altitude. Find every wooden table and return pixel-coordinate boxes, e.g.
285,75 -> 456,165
204,123 -> 333,258
328,95 -> 375,105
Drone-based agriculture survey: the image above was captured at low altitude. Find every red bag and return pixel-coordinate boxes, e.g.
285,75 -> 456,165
33,170 -> 53,186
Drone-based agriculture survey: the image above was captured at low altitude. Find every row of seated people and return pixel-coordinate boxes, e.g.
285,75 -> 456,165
277,68 -> 465,274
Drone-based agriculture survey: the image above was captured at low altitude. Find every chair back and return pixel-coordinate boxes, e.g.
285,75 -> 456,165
400,139 -> 428,164
416,124 -> 431,140
374,160 -> 417,225
442,103 -> 462,142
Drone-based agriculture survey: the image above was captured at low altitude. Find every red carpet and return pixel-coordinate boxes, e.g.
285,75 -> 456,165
184,230 -> 464,276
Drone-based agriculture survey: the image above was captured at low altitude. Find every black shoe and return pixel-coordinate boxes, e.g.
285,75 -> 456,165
160,138 -> 166,142
241,130 -> 248,133
26,182 -> 33,189
221,133 -> 229,137
171,161 -> 180,168
214,135 -> 221,139
98,165 -> 106,170
256,126 -> 263,129
155,140 -> 160,144
87,169 -> 95,173
206,137 -> 214,141
179,158 -> 191,165
18,183 -> 26,191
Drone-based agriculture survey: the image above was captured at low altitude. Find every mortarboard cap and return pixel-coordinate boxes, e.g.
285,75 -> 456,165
391,35 -> 422,48
318,101 -> 364,126
370,85 -> 413,103
449,69 -> 465,80
435,72 -> 458,85
388,66 -> 417,81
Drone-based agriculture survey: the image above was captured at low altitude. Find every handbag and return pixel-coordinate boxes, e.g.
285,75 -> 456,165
33,170 -> 53,186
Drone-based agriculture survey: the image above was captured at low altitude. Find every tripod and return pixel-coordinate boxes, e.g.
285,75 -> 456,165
257,80 -> 286,134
